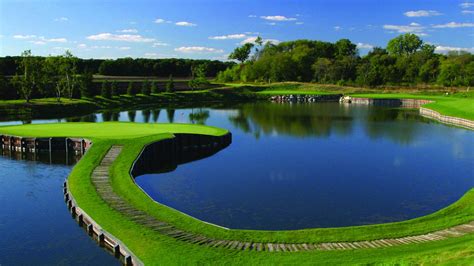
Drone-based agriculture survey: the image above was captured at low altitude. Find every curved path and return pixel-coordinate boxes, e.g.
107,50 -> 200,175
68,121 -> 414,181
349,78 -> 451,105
93,145 -> 474,252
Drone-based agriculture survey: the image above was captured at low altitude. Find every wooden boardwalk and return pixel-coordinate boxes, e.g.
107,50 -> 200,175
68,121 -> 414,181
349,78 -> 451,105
92,145 -> 474,252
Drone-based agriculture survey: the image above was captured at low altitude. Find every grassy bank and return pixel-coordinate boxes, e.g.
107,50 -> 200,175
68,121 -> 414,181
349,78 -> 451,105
1,82 -> 473,121
0,122 -> 473,264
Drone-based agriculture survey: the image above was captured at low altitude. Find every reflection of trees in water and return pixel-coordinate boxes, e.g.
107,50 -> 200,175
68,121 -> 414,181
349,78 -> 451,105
189,109 -> 210,125
229,103 -> 354,138
102,111 -> 112,122
152,109 -> 161,122
128,111 -> 136,122
167,109 -> 175,123
142,110 -> 151,123
80,114 -> 97,122
363,107 -> 426,145
102,111 -> 120,121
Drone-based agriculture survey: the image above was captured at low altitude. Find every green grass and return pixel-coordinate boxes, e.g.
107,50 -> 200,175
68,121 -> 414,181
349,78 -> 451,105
0,122 -> 227,140
1,121 -> 473,264
349,93 -> 474,120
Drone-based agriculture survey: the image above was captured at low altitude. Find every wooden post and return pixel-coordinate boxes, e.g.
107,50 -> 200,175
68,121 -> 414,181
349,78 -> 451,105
113,244 -> 120,258
87,224 -> 93,236
49,138 -> 52,164
98,232 -> 105,245
125,255 -> 133,266
64,193 -> 69,202
71,206 -> 76,216
78,214 -> 84,226
67,199 -> 72,209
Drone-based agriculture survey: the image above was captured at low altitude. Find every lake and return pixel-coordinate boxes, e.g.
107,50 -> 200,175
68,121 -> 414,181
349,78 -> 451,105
0,102 -> 472,263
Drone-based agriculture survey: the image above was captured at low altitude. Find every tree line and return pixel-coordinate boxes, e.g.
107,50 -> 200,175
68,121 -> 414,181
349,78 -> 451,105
218,33 -> 473,87
0,51 -> 231,101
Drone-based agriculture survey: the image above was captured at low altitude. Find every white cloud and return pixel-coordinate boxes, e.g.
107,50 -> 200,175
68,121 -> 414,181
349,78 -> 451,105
30,41 -> 46,45
117,29 -> 138,33
383,23 -> 426,34
13,34 -> 36,39
144,52 -> 158,57
356,42 -> 374,49
432,22 -> 474,28
54,17 -> 68,22
86,33 -> 155,42
175,21 -> 197,27
295,22 -> 304,25
118,46 -> 131,50
240,36 -> 280,45
209,34 -> 247,40
77,43 -> 87,48
260,15 -> 297,21
460,2 -> 474,8
152,42 -> 169,47
266,22 -> 276,26
154,18 -> 172,24
248,15 -> 257,18
435,45 -> 474,53
334,26 -> 342,31
90,45 -> 112,49
14,35 -> 67,43
404,10 -> 441,17
174,46 -> 223,53
47,38 -> 67,43
462,10 -> 474,14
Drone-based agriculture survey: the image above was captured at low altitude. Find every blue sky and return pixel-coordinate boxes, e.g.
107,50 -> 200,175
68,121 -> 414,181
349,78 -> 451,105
0,0 -> 473,60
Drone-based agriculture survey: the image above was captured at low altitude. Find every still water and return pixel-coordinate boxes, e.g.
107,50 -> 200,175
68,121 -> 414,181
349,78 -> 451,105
133,103 -> 473,230
0,102 -> 473,264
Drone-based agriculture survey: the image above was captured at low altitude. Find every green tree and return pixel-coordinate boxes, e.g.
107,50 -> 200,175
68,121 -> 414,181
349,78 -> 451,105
127,82 -> 135,96
79,71 -> 94,98
13,50 -> 43,102
166,75 -> 175,92
101,80 -> 111,98
387,33 -> 423,56
229,43 -> 254,63
110,81 -> 117,97
188,64 -> 210,90
141,80 -> 151,95
150,81 -> 158,94
335,39 -> 357,57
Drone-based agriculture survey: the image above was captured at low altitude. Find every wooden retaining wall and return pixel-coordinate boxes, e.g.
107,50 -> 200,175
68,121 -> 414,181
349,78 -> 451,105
420,107 -> 474,130
347,97 -> 433,108
63,180 -> 144,266
0,136 -> 91,154
131,133 -> 232,177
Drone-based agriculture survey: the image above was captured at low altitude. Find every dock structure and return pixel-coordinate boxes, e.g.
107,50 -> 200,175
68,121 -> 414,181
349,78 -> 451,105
0,135 -> 91,154
64,132 -> 474,258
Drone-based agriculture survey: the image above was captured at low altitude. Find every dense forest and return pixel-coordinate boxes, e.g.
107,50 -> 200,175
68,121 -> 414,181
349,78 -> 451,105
218,33 -> 473,87
0,53 -> 232,100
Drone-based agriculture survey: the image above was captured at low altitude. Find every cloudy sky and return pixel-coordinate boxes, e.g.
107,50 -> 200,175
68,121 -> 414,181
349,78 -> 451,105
0,0 -> 473,60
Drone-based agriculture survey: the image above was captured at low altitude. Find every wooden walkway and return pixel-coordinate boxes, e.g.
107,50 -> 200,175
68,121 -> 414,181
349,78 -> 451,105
92,145 -> 474,252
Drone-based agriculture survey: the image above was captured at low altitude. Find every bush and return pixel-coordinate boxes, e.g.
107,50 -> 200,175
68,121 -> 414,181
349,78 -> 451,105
110,81 -> 117,97
127,82 -> 135,96
166,75 -> 175,92
150,81 -> 159,94
141,80 -> 151,95
188,77 -> 210,90
101,80 -> 111,99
